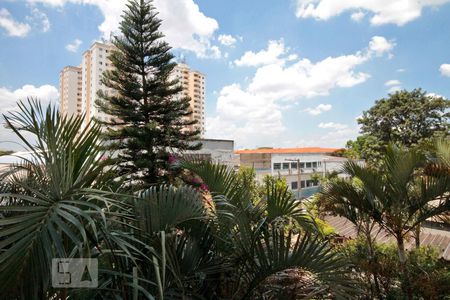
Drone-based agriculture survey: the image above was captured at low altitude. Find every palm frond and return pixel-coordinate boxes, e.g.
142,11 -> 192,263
236,227 -> 357,299
0,99 -> 122,298
181,160 -> 251,209
264,180 -> 314,230
135,185 -> 207,233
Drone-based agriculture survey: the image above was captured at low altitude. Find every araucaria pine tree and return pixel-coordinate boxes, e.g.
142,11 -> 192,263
96,0 -> 201,188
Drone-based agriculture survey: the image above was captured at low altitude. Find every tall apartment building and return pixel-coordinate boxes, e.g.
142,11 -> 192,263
59,42 -> 206,135
59,66 -> 82,117
172,63 -> 206,136
81,42 -> 116,124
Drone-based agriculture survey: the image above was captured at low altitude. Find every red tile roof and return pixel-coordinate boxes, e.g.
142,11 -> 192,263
235,147 -> 341,155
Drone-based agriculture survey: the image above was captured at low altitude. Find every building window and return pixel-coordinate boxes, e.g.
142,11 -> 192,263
306,162 -> 312,168
305,180 -> 318,187
273,163 -> 281,170
301,181 -> 306,188
282,163 -> 289,169
312,162 -> 318,168
300,162 -> 305,169
291,181 -> 298,190
291,162 -> 298,169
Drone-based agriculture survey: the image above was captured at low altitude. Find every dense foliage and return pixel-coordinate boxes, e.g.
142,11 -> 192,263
340,239 -> 450,299
96,0 -> 200,188
319,143 -> 450,299
0,100 -> 357,299
1,2 -> 449,299
345,89 -> 450,164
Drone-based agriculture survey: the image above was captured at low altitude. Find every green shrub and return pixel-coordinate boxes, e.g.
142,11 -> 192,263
338,238 -> 450,299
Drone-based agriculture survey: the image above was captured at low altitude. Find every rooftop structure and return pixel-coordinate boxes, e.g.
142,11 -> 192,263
236,147 -> 360,199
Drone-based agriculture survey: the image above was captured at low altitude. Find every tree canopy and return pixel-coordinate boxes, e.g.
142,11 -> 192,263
96,0 -> 201,188
346,89 -> 449,163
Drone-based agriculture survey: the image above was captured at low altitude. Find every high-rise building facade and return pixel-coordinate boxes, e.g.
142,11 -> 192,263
81,42 -> 115,124
172,63 -> 206,136
59,66 -> 82,117
59,42 -> 205,135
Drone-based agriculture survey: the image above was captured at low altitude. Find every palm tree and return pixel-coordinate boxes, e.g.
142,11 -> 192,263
0,100 -> 357,299
320,179 -> 382,298
181,160 -> 357,299
322,144 -> 450,299
0,99 -> 131,299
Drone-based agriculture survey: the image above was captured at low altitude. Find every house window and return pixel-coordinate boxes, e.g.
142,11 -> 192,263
291,181 -> 298,190
282,163 -> 290,169
305,180 -> 318,187
306,162 -> 312,168
291,162 -> 298,169
300,162 -> 305,168
301,181 -> 306,188
312,162 -> 318,168
273,163 -> 281,170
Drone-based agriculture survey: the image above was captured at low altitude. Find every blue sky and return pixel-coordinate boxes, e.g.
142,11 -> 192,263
1,0 -> 450,150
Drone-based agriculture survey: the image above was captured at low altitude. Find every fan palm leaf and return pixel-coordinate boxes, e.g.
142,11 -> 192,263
235,226 -> 356,299
0,99 -> 124,298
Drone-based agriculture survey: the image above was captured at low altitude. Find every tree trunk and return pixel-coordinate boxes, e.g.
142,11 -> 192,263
414,224 -> 420,249
397,236 -> 413,300
365,227 -> 381,298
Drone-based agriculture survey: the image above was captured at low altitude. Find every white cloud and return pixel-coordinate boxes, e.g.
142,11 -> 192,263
397,68 -> 406,72
426,92 -> 447,99
0,85 -> 59,115
234,40 -> 287,67
385,79 -> 401,86
218,34 -> 237,47
385,79 -> 402,93
297,126 -> 359,148
295,0 -> 450,26
351,11 -> 365,22
27,0 -> 221,58
246,52 -> 371,100
65,38 -> 82,53
318,122 -> 348,130
368,36 -> 395,57
287,54 -> 298,61
205,84 -> 285,148
207,36 -> 394,148
295,122 -> 358,147
0,84 -> 59,150
303,103 -> 332,115
388,85 -> 402,93
208,45 -> 222,59
154,0 -> 221,58
26,7 -> 50,32
439,64 -> 450,77
0,8 -> 31,37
